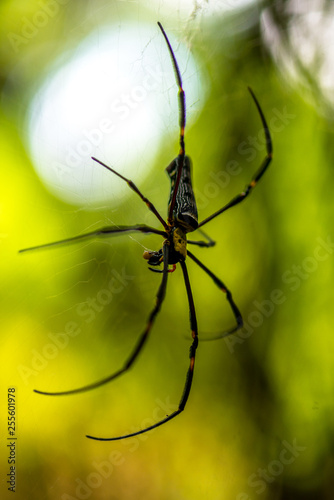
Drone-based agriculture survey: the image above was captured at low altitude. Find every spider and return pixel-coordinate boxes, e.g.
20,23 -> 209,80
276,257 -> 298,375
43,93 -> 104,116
20,22 -> 272,441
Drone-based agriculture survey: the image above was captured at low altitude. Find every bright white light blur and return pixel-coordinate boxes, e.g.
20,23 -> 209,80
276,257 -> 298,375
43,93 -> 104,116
27,23 -> 204,207
161,0 -> 255,17
261,1 -> 334,116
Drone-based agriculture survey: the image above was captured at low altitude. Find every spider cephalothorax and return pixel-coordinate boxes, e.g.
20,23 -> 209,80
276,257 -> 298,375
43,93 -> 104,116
143,226 -> 187,269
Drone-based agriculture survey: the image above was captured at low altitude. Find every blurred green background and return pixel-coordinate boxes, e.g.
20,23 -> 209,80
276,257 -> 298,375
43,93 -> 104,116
1,0 -> 333,499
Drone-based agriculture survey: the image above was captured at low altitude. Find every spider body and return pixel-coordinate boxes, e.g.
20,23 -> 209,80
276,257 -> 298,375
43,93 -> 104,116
20,22 -> 273,442
143,155 -> 196,268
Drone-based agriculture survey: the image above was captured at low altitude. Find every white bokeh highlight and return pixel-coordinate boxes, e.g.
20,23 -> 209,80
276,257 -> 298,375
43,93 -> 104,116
261,1 -> 334,117
27,23 -> 204,207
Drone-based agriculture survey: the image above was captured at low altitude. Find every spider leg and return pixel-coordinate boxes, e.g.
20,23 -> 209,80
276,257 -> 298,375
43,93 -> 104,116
157,22 -> 186,224
187,229 -> 216,248
187,249 -> 243,336
148,264 -> 177,273
19,224 -> 166,253
198,87 -> 272,229
157,22 -> 185,156
92,157 -> 168,230
86,258 -> 198,441
34,242 -> 170,397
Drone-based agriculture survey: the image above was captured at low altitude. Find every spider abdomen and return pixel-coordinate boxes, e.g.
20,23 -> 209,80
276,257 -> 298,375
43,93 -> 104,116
166,155 -> 198,233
